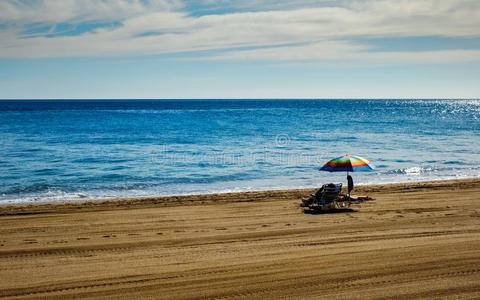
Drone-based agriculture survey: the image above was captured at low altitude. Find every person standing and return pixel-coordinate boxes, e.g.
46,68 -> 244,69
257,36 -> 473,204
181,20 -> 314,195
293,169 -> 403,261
347,174 -> 354,197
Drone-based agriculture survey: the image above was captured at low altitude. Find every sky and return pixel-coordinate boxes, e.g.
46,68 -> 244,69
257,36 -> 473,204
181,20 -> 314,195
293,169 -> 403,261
0,0 -> 479,99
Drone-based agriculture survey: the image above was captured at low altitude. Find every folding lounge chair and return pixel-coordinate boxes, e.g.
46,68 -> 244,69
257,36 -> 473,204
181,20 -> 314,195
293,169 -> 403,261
309,183 -> 342,211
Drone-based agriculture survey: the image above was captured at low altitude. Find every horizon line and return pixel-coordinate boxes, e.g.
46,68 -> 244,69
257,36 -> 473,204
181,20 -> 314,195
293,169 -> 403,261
1,98 -> 479,101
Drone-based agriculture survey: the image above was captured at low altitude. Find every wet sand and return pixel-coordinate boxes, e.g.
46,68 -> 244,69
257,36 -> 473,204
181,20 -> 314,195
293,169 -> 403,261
1,179 -> 480,299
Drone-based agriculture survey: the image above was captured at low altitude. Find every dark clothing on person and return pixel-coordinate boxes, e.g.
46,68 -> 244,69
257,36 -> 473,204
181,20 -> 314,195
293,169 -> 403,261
314,185 -> 324,198
304,184 -> 329,206
347,175 -> 354,195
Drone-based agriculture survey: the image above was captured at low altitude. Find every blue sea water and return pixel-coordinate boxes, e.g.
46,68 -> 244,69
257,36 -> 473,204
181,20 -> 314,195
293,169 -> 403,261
0,99 -> 479,204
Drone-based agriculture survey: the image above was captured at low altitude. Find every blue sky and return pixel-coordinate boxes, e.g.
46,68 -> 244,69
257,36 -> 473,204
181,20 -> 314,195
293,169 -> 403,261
0,0 -> 479,99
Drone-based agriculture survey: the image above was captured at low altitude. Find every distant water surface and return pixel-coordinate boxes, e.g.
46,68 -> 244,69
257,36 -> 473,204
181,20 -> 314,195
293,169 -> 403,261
0,99 -> 479,203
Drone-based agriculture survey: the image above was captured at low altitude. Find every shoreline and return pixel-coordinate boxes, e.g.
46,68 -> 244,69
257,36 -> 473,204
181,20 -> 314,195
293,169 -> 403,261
1,177 -> 478,214
3,174 -> 479,206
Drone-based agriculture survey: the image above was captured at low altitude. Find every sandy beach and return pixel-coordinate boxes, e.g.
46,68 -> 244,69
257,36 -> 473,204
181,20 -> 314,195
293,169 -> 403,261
1,178 -> 480,299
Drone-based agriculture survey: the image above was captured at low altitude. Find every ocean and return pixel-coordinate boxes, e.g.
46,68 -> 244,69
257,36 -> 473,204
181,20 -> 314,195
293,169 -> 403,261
0,99 -> 479,204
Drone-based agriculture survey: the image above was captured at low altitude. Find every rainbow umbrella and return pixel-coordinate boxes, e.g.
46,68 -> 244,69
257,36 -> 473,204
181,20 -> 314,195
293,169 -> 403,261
320,154 -> 375,174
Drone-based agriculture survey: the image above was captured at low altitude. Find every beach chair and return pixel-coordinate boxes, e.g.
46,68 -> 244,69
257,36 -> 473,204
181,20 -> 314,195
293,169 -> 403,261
307,183 -> 342,211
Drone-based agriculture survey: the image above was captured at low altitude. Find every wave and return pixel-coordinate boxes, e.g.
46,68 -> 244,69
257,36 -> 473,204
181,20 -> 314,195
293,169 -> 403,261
0,171 -> 260,196
387,166 -> 434,175
385,165 -> 480,176
2,183 -> 53,194
443,160 -> 466,165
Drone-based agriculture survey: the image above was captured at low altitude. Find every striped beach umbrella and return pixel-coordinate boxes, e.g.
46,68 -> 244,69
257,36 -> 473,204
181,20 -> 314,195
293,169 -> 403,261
320,154 -> 375,174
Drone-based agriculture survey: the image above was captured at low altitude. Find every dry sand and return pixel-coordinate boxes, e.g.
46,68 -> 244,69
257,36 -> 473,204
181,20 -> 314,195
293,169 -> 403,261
0,179 -> 480,299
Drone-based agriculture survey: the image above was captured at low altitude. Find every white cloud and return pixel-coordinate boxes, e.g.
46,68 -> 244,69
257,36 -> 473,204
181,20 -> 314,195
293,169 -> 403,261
0,0 -> 182,23
217,41 -> 480,64
0,0 -> 479,62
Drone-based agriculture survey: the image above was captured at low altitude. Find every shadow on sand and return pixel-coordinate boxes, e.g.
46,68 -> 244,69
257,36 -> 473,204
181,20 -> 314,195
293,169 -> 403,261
303,208 -> 357,215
